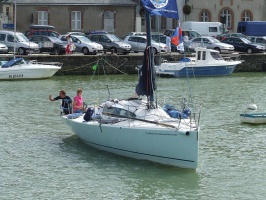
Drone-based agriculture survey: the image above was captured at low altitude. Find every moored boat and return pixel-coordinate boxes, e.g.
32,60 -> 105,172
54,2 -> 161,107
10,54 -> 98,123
0,58 -> 62,80
156,47 -> 242,77
240,103 -> 266,124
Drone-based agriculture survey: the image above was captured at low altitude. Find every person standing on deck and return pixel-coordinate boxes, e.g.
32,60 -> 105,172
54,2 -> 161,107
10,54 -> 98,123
49,90 -> 72,115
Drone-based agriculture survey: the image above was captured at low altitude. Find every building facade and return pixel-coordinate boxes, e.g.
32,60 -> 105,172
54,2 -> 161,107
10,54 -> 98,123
2,0 -> 136,37
184,0 -> 266,32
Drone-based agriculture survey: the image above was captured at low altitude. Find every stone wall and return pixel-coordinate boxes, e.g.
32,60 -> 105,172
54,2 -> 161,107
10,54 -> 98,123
1,53 -> 265,75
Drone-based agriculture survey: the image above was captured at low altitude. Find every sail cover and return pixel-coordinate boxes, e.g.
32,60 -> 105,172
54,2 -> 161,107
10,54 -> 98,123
141,0 -> 179,19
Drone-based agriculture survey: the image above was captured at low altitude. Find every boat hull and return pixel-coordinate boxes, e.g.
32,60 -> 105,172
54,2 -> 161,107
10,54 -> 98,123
64,117 -> 199,169
240,113 -> 266,124
0,64 -> 60,80
157,64 -> 237,77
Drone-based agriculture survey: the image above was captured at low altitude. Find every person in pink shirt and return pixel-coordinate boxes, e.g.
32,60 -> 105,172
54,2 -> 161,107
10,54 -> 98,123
73,88 -> 85,113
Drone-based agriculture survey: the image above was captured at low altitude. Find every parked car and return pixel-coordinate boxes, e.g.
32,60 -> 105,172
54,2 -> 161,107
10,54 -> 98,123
189,36 -> 234,53
216,33 -> 248,41
0,30 -> 39,55
87,33 -> 131,54
66,32 -> 86,37
59,35 -> 103,55
152,34 -> 194,53
164,29 -> 202,40
0,43 -> 9,54
28,35 -> 67,55
25,25 -> 60,38
124,35 -> 167,53
221,37 -> 265,53
247,36 -> 266,49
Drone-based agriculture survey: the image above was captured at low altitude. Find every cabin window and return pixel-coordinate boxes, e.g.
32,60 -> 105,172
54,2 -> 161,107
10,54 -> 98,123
103,107 -> 136,118
210,52 -> 223,60
38,11 -> 48,25
197,51 -> 201,60
202,51 -> 206,60
71,11 -> 81,30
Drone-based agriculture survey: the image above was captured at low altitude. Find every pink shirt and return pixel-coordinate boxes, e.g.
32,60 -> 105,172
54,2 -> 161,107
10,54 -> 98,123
73,95 -> 83,111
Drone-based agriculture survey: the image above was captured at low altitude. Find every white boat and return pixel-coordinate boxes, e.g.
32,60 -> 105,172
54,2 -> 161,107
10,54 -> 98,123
62,0 -> 201,169
156,47 -> 242,77
0,58 -> 62,80
240,103 -> 266,124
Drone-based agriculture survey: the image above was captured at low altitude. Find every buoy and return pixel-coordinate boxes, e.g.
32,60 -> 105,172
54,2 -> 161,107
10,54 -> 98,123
247,103 -> 257,110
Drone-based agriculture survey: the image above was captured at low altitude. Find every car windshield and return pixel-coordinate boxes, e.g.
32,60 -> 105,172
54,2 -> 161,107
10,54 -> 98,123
16,34 -> 29,42
209,38 -> 220,43
108,35 -> 122,42
49,37 -> 63,43
241,38 -> 251,44
78,36 -> 92,43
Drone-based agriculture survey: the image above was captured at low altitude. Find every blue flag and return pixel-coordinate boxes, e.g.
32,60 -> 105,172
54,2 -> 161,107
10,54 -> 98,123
141,0 -> 179,19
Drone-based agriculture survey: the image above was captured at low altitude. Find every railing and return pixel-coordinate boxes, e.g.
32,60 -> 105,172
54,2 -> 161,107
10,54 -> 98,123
28,60 -> 63,67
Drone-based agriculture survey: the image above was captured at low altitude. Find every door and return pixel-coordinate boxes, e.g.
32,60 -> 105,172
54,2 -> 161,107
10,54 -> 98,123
71,36 -> 82,52
99,35 -> 112,50
137,37 -> 147,51
127,36 -> 138,51
5,34 -> 15,51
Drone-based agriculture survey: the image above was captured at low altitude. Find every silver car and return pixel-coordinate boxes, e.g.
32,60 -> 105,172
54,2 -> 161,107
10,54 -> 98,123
190,36 -> 234,53
124,35 -> 167,54
59,35 -> 103,55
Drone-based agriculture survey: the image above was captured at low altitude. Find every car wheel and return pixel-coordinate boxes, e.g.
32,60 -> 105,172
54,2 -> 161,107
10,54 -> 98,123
110,47 -> 117,53
18,47 -> 26,55
214,47 -> 221,53
247,48 -> 253,54
82,47 -> 89,55
153,47 -> 158,54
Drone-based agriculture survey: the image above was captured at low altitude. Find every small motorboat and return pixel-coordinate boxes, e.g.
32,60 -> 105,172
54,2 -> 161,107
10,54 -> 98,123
0,57 -> 62,80
156,47 -> 242,77
240,103 -> 266,124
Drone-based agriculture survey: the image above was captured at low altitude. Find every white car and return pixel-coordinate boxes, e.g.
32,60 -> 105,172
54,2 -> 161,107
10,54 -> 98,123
0,30 -> 39,55
189,36 -> 234,53
59,35 -> 103,55
124,35 -> 167,54
0,43 -> 8,54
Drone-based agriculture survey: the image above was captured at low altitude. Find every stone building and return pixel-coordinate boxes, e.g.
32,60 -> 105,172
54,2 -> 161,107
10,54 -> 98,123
1,0 -> 136,37
184,0 -> 266,32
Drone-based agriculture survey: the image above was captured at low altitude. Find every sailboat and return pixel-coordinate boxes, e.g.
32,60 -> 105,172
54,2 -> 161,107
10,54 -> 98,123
62,0 -> 201,169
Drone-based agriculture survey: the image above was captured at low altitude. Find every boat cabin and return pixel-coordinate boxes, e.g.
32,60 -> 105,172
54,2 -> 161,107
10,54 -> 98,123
1,58 -> 26,68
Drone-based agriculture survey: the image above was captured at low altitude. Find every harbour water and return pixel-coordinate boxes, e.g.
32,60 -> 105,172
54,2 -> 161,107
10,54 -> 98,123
1,73 -> 266,199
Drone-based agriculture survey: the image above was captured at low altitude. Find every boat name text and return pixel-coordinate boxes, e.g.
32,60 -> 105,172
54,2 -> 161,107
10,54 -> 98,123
9,74 -> 24,78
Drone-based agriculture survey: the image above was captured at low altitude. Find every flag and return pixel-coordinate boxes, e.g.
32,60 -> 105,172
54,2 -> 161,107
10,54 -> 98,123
171,26 -> 183,46
141,0 -> 179,19
92,64 -> 97,71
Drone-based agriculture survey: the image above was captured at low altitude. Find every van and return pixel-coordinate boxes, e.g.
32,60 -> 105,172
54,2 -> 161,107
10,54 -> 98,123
163,29 -> 202,40
237,21 -> 266,36
0,30 -> 39,55
181,21 -> 228,37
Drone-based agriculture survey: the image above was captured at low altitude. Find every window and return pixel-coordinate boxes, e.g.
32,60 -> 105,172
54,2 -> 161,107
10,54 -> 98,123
100,35 -> 110,43
210,52 -> 223,60
138,37 -> 146,43
128,37 -> 138,42
104,11 -> 114,32
38,11 -> 48,25
242,11 -> 251,21
209,27 -> 218,32
71,11 -> 81,30
193,38 -> 201,43
0,34 -> 6,41
202,51 -> 206,60
161,16 -> 166,29
200,11 -> 209,22
220,9 -> 232,28
197,51 -> 201,60
89,35 -> 100,42
7,35 -> 14,42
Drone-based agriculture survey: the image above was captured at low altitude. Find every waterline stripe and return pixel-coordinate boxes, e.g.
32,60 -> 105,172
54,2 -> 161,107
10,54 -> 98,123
81,139 -> 195,163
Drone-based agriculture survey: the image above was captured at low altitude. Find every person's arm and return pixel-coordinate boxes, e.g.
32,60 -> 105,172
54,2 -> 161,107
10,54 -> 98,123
49,95 -> 59,101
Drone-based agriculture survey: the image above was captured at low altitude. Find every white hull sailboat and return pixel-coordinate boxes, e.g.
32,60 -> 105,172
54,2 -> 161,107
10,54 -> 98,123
0,58 -> 62,80
62,0 -> 201,169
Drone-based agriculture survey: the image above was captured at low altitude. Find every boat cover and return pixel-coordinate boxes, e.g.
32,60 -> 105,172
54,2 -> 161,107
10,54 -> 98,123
1,58 -> 24,68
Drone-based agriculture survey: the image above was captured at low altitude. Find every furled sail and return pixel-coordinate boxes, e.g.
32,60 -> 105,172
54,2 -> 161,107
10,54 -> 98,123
135,0 -> 179,101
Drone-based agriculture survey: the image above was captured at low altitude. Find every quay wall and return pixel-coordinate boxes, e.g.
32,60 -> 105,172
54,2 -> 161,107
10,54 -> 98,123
1,53 -> 266,75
